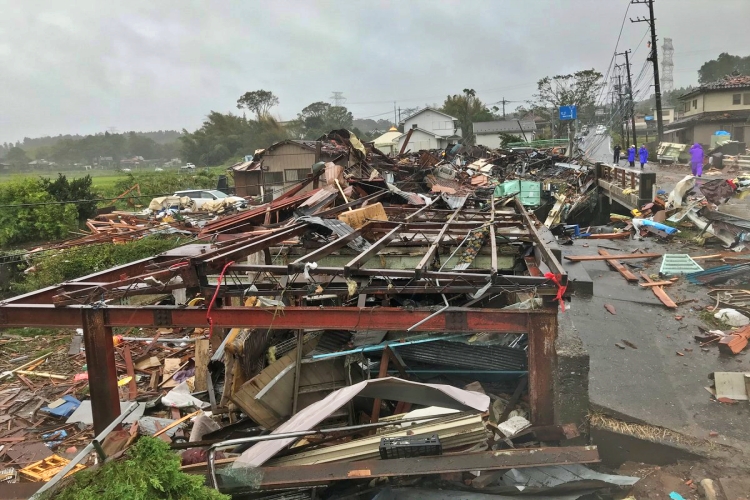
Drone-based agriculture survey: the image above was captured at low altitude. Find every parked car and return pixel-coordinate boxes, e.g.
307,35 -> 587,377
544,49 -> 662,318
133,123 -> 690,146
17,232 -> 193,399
180,163 -> 196,170
173,189 -> 246,210
595,125 -> 606,135
154,167 -> 164,172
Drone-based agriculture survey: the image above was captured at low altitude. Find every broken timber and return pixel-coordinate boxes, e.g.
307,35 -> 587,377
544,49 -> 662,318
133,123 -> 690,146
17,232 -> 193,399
220,447 -> 600,489
565,253 -> 661,262
640,272 -> 677,308
598,249 -> 638,282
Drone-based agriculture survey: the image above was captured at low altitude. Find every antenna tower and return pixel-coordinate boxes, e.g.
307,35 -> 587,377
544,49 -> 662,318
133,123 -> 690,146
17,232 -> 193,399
662,38 -> 674,92
330,92 -> 346,107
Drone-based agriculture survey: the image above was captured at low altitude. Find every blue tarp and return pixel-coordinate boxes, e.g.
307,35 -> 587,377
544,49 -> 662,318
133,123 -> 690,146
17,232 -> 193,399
40,395 -> 80,418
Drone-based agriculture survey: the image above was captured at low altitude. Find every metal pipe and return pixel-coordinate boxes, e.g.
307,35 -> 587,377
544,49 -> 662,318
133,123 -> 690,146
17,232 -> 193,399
31,402 -> 140,499
207,411 -> 468,489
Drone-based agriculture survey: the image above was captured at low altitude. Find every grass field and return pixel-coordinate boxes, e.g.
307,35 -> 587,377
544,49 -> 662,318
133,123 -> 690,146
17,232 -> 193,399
0,166 -> 230,193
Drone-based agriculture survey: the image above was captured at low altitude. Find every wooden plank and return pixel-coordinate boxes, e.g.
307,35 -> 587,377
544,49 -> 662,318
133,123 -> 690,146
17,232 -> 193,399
121,345 -> 138,401
370,349 -> 390,423
565,253 -> 661,262
638,281 -> 675,287
640,272 -> 677,309
598,249 -> 638,282
583,232 -> 631,240
152,410 -> 201,438
194,339 -> 210,392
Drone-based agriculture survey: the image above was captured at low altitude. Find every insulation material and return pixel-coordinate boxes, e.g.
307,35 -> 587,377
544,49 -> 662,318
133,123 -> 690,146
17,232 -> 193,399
233,377 -> 490,468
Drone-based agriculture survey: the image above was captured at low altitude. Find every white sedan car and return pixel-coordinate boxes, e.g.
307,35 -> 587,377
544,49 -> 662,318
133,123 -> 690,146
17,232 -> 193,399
173,189 -> 246,210
595,125 -> 606,135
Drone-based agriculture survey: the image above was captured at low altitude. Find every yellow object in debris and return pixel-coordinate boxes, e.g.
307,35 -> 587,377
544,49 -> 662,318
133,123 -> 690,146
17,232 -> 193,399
118,376 -> 132,387
338,202 -> 388,229
622,188 -> 636,195
187,297 -> 205,307
19,455 -> 85,482
631,209 -> 642,217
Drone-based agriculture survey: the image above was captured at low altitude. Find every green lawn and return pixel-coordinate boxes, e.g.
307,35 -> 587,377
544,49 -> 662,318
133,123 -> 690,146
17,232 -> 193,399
0,166 -> 230,193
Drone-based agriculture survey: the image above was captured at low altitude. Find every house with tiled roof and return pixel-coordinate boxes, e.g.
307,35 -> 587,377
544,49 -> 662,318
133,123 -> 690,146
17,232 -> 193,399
665,75 -> 750,145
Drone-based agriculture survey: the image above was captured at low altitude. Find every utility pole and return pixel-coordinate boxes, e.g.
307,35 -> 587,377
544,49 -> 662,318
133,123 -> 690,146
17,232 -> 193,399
500,97 -> 509,119
394,102 -> 397,125
616,73 -> 629,147
631,0 -> 664,142
617,50 -> 638,149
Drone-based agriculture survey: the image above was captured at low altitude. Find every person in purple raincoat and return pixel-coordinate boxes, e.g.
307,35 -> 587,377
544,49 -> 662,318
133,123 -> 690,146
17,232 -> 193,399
690,143 -> 704,177
627,145 -> 636,167
638,145 -> 648,169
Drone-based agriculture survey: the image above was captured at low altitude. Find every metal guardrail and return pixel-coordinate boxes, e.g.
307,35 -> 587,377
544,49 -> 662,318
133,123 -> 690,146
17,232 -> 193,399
506,139 -> 568,148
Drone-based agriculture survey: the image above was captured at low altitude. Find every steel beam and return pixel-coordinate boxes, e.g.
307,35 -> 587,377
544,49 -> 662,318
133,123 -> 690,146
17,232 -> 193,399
232,447 -> 600,489
414,201 -> 465,279
81,308 -> 121,434
344,224 -> 403,276
527,311 -> 557,426
0,305 -> 533,333
287,223 -> 370,273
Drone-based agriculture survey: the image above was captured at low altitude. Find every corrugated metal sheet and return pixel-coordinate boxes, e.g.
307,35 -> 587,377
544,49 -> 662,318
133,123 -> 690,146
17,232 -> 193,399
393,340 -> 527,371
297,215 -> 371,253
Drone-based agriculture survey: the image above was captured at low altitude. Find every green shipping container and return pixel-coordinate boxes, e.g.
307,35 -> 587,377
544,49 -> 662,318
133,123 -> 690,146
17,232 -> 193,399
494,180 -> 540,207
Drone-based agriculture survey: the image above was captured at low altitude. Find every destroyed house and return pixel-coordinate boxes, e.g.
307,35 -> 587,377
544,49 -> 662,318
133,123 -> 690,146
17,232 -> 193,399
474,120 -> 537,148
666,75 -> 750,144
396,107 -> 461,151
231,139 -> 350,200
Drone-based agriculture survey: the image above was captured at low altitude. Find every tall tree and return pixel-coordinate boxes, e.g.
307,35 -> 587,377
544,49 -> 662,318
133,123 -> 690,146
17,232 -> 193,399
5,146 -> 30,166
534,69 -> 603,136
236,90 -> 280,119
698,53 -> 750,84
293,102 -> 354,139
441,89 -> 492,145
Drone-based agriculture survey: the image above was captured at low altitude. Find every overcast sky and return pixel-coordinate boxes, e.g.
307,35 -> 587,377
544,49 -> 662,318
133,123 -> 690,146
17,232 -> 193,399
1,0 -> 748,143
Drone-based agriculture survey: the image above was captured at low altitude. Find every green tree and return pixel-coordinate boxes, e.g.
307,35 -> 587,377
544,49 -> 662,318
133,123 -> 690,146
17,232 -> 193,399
0,178 -> 78,246
293,102 -> 354,139
698,53 -> 750,84
236,89 -> 280,119
534,69 -> 603,136
40,173 -> 98,220
5,146 -> 30,166
441,89 -> 492,145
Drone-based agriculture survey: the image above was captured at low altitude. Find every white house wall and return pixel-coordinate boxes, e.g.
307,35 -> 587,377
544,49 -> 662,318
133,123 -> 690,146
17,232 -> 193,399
475,131 -> 535,149
403,110 -> 460,138
397,129 -> 438,152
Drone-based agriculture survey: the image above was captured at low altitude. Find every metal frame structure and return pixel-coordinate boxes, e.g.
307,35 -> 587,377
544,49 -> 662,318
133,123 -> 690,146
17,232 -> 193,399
0,199 -> 566,434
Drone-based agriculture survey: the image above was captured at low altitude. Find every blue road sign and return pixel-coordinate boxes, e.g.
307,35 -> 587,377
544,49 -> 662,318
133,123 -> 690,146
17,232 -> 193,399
559,105 -> 577,121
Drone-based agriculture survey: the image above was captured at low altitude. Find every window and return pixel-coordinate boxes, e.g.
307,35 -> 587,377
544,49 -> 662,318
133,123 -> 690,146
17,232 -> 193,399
733,94 -> 741,105
284,168 -> 310,182
264,172 -> 283,184
744,93 -> 750,105
692,99 -> 697,109
200,191 -> 215,199
683,101 -> 690,113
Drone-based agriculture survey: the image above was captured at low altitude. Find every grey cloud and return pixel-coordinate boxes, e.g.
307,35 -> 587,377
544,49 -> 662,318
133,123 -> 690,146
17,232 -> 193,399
0,0 -> 748,142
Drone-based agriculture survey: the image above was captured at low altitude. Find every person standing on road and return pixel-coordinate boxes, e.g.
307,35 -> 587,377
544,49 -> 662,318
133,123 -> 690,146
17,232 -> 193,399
613,144 -> 622,163
690,143 -> 704,177
638,145 -> 648,169
627,145 -> 636,167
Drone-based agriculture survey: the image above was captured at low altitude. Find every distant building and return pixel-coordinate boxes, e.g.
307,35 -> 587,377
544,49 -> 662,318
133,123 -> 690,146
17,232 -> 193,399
231,139 -> 349,200
473,120 -> 537,148
372,126 -> 401,155
665,75 -> 750,144
395,108 -> 461,152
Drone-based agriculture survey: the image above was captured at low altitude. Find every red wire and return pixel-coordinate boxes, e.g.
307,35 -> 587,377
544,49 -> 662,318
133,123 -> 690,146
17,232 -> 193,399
544,272 -> 567,312
206,260 -> 235,338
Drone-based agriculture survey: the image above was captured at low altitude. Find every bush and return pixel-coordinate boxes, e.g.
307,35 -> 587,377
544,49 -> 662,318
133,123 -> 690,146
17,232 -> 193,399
44,437 -> 229,500
0,178 -> 79,247
12,235 -> 184,293
110,171 -> 218,202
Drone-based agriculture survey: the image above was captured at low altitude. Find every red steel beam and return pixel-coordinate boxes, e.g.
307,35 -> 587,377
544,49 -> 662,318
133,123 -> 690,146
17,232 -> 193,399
0,305 -> 534,333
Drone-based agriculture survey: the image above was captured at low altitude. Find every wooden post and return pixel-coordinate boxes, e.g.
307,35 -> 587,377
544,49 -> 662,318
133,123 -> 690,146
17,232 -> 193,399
291,330 -> 304,415
527,311 -> 557,426
82,308 -> 121,435
194,339 -> 210,392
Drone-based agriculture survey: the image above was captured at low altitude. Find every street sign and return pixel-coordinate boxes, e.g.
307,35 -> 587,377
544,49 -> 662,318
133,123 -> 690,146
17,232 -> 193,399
559,105 -> 577,121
